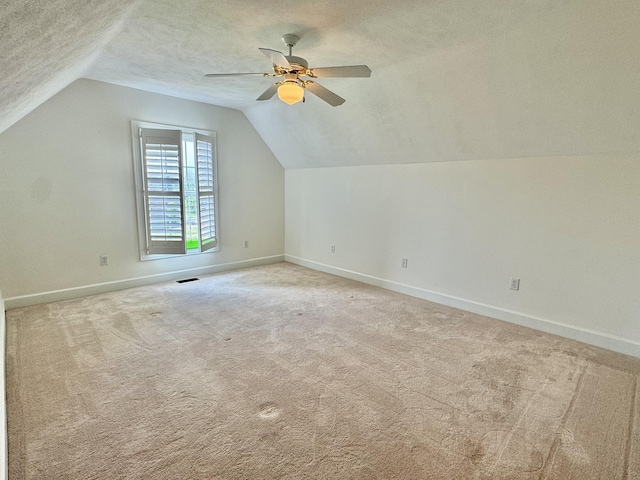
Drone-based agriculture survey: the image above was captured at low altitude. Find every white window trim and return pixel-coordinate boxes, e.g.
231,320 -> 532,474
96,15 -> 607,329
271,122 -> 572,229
131,120 -> 220,261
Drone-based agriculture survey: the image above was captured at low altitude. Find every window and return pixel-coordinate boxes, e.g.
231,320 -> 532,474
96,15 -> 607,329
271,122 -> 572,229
132,121 -> 219,259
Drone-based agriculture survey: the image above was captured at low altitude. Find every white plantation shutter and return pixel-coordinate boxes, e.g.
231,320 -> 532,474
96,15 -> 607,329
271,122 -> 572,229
141,128 -> 186,255
195,133 -> 217,252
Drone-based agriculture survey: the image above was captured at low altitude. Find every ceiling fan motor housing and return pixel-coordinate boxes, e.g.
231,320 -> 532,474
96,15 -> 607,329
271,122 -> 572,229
285,56 -> 308,73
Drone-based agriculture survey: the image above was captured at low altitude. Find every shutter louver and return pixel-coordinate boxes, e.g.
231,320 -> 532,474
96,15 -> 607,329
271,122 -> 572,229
141,129 -> 186,255
195,133 -> 217,252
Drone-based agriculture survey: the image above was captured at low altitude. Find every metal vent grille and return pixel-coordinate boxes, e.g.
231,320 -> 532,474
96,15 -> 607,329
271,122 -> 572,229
176,278 -> 199,284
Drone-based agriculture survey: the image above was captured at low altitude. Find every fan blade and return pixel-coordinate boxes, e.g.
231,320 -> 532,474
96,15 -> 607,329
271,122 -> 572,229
205,73 -> 268,77
259,48 -> 291,69
304,81 -> 345,106
257,83 -> 279,101
307,65 -> 371,78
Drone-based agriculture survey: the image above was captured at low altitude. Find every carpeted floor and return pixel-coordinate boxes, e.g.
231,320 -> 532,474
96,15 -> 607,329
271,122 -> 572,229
5,262 -> 640,479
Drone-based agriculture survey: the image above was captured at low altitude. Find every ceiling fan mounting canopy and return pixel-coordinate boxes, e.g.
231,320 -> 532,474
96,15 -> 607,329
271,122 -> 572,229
204,33 -> 371,106
282,34 -> 300,49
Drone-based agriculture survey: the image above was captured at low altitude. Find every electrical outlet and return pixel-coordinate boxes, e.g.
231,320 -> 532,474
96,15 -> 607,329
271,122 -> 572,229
330,245 -> 336,254
510,277 -> 520,291
243,240 -> 249,248
401,258 -> 408,268
100,255 -> 109,266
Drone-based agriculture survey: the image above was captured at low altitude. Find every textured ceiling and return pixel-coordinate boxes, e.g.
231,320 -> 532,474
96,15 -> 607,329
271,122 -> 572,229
2,0 -> 639,168
0,0 -> 139,134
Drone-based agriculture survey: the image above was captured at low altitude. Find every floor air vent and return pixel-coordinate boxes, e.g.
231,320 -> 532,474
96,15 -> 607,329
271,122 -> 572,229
176,278 -> 199,284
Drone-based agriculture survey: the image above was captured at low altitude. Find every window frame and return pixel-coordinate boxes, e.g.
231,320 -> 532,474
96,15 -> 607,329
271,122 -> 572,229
131,120 -> 220,261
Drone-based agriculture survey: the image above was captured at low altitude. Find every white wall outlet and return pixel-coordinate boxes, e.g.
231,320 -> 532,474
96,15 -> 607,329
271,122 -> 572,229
401,258 -> 408,268
100,255 -> 109,266
510,277 -> 520,290
330,245 -> 336,253
243,240 -> 249,248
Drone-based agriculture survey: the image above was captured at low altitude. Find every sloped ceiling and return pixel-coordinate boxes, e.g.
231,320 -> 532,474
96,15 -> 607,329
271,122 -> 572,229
2,0 -> 639,168
0,0 -> 139,135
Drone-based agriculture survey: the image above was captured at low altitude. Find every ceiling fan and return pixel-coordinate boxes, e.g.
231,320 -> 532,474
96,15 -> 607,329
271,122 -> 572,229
204,34 -> 371,106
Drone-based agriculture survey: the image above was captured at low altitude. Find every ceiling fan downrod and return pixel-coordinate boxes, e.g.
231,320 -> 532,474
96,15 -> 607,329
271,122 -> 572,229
282,34 -> 299,57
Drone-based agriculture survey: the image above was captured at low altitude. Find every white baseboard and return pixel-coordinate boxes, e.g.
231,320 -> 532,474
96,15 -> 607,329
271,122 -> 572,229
0,295 -> 7,480
285,255 -> 640,359
4,255 -> 284,310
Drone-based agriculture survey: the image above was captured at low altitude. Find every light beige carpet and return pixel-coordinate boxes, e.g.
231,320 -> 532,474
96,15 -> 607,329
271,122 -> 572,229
6,262 -> 640,479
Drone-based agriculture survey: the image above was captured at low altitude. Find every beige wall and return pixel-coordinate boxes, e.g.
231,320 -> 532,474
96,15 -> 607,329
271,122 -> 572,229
0,79 -> 284,301
285,155 -> 640,356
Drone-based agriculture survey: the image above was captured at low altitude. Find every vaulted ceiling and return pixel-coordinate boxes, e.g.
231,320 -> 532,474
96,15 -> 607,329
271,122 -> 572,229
2,0 -> 639,168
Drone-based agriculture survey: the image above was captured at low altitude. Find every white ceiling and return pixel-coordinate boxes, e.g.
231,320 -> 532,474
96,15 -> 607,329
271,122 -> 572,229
2,0 -> 639,168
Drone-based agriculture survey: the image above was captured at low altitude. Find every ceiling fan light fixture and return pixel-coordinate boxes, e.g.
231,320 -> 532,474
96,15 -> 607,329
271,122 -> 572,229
277,81 -> 304,105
